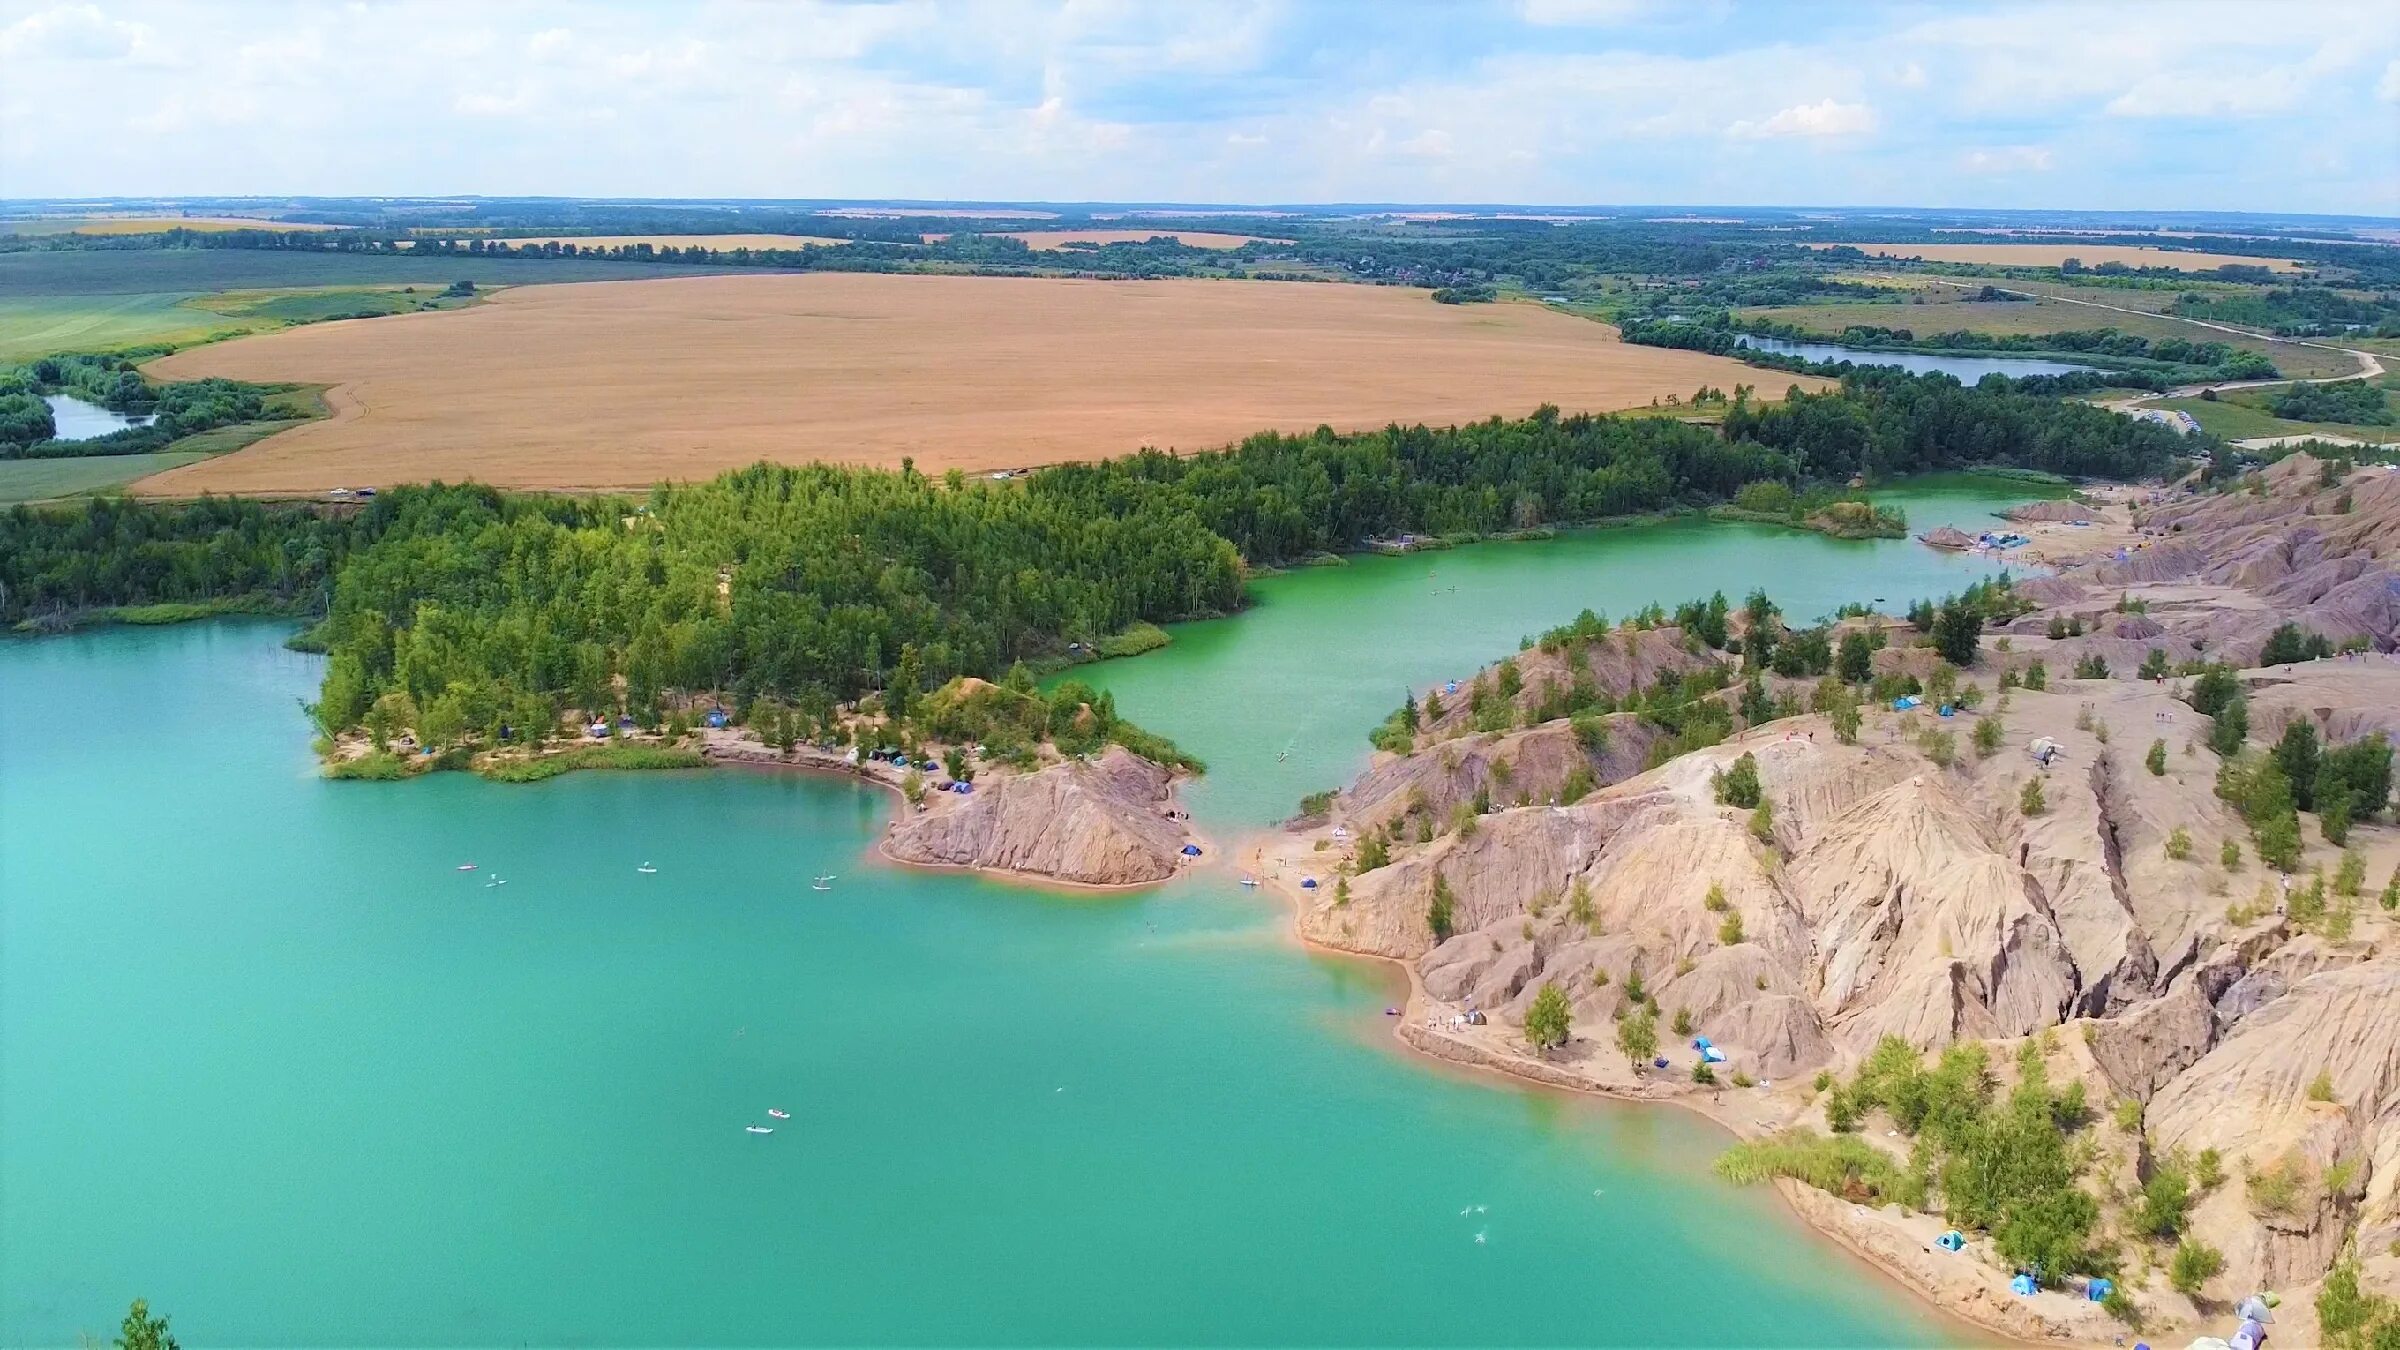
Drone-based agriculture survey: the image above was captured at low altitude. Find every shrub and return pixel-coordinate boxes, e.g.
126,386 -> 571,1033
1702,882 -> 1728,911
2165,827 -> 2193,861
1616,1009 -> 1658,1066
2146,738 -> 2168,775
1692,1063 -> 1718,1085
2309,1070 -> 2336,1103
2020,777 -> 2047,816
1975,716 -> 2005,757
2074,654 -> 2111,680
1427,872 -> 1456,941
1524,981 -> 1572,1051
1749,799 -> 1775,845
1919,728 -> 1956,767
1672,1007 -> 1694,1037
1713,752 -> 1763,808
2023,661 -> 2048,691
2222,837 -> 2243,870
2136,1158 -> 2192,1238
1719,911 -> 1745,945
2336,850 -> 2366,897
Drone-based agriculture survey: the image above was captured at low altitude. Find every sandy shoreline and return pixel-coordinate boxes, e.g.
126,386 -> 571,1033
1235,827 -> 2112,1349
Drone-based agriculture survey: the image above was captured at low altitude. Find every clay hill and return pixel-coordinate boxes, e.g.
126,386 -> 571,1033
1256,457 -> 2400,1346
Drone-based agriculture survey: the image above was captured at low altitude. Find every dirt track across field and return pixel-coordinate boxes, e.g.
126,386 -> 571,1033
136,274 -> 1807,496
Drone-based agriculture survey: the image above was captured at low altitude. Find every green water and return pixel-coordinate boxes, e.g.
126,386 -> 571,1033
1,477 -> 2040,1347
1076,477 -> 2037,831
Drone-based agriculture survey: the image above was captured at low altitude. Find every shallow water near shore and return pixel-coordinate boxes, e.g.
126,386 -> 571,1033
2,475 -> 2042,1347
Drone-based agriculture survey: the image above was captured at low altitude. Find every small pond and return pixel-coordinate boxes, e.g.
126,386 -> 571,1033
43,394 -> 152,441
1736,335 -> 2099,381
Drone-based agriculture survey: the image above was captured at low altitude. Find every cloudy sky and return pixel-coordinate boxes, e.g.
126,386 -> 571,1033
3,0 -> 2395,214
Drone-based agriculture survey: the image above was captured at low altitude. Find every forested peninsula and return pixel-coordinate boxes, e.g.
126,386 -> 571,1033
1,368 -> 2187,763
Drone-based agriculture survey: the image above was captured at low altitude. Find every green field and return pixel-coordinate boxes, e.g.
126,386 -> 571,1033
0,246 -> 776,363
2151,382 -> 2400,445
0,452 -> 209,504
1742,291 -> 2356,380
0,247 -> 750,298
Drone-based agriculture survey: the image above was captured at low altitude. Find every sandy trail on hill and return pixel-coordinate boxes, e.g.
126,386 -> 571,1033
136,274 -> 1798,496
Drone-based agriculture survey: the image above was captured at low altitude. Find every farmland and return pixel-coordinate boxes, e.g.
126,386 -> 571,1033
1801,241 -> 2303,271
132,272 -> 1810,496
0,215 -> 343,234
0,248 -> 774,362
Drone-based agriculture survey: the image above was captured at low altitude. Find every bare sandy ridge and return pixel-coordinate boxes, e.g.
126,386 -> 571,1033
133,274 -> 1811,497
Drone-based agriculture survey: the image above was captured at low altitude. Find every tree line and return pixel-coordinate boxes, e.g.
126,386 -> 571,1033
3,372 -> 2190,744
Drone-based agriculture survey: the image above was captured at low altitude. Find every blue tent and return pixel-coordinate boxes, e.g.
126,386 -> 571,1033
1936,1230 -> 1965,1252
1180,844 -> 1202,857
704,708 -> 729,728
2086,1279 -> 2114,1303
2010,1274 -> 2039,1297
1300,877 -> 1319,890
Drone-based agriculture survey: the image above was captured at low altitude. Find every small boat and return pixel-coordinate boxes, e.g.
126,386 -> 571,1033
485,878 -> 506,888
745,1125 -> 774,1135
812,874 -> 836,891
636,863 -> 658,874
1239,877 -> 1260,888
456,863 -> 477,872
768,1108 -> 790,1119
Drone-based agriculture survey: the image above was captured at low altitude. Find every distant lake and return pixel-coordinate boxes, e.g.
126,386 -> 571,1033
44,394 -> 151,440
1736,334 -> 2099,380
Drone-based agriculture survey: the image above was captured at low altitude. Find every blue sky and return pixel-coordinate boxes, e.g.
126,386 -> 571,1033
2,0 -> 2394,214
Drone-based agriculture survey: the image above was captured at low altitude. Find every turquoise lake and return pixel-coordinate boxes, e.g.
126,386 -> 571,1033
0,478 -> 2041,1347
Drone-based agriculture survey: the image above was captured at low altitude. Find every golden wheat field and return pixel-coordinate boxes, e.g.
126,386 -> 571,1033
1803,241 -> 2300,272
134,273 -> 1810,496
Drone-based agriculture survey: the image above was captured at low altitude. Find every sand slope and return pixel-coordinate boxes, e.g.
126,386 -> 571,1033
134,274 -> 1809,496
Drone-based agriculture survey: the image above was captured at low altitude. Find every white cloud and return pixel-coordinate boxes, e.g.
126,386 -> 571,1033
1517,0 -> 1646,25
1895,61 -> 1926,88
2377,59 -> 2400,103
0,2 -> 150,60
1725,98 -> 1877,139
1960,145 -> 2054,174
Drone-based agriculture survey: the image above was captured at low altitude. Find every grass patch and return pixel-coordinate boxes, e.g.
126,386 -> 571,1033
0,451 -> 207,503
476,744 -> 707,783
1716,1129 -> 1928,1208
1092,622 -> 1172,660
2150,395 -> 2400,445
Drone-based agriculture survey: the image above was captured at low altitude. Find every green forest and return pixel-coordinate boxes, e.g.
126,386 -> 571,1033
1,369 -> 2194,753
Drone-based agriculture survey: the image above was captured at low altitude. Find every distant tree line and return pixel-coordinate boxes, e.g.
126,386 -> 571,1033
4,372 -> 2188,744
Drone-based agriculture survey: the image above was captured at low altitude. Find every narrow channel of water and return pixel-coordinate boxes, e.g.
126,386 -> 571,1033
1,475 -> 2048,1347
1736,334 -> 2100,381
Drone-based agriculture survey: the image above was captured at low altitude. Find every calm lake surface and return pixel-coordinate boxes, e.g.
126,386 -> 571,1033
1,477 -> 2042,1347
41,394 -> 150,440
1736,334 -> 2099,382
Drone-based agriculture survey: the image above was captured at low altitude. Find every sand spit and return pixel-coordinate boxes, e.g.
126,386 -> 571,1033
701,731 -> 1198,889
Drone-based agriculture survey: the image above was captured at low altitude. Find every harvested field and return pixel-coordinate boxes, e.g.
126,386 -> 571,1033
0,215 -> 341,235
457,233 -> 852,250
133,273 -> 1810,496
1804,242 -> 2301,272
926,230 -> 1277,249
